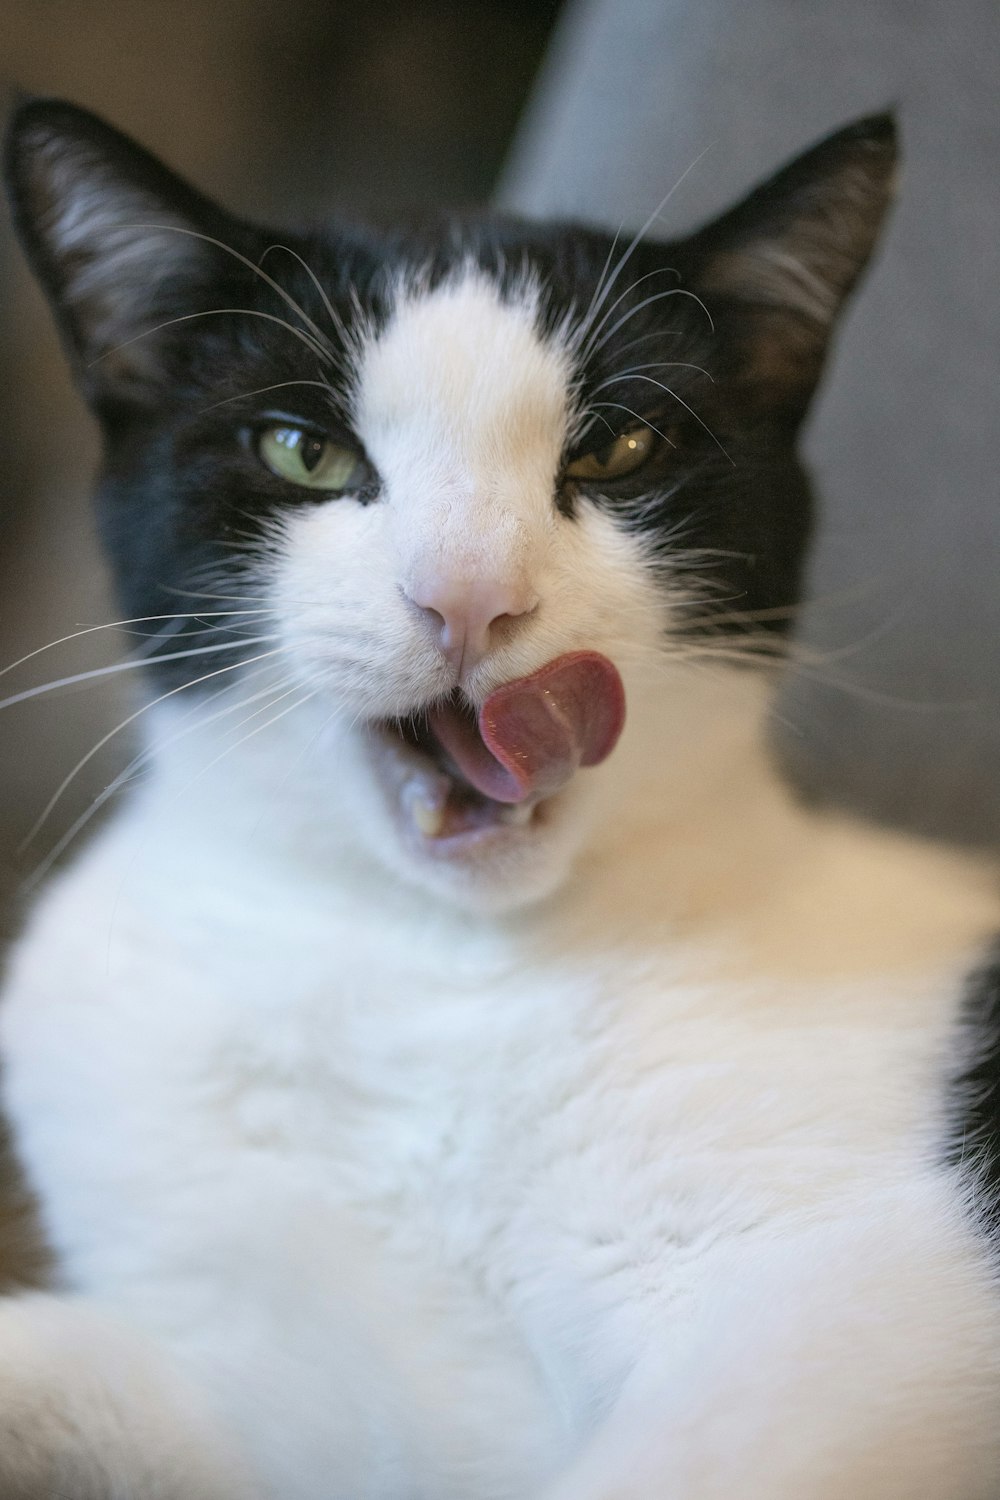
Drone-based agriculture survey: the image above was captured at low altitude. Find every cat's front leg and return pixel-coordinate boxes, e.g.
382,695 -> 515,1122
540,1181 -> 1000,1500
0,1292 -> 259,1499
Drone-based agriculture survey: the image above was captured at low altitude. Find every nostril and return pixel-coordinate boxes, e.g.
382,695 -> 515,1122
417,602 -> 447,635
490,603 -> 539,639
404,575 -> 539,670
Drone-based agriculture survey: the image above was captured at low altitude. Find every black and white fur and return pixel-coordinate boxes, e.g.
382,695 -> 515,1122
2,100 -> 1000,1500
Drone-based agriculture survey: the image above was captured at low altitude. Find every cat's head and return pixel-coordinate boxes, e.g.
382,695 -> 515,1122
5,101 -> 896,912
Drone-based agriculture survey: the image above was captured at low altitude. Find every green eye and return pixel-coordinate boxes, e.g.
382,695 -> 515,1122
565,424 -> 658,482
256,425 -> 367,492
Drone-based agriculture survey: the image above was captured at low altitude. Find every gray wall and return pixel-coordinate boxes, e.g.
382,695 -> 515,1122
501,0 -> 1000,847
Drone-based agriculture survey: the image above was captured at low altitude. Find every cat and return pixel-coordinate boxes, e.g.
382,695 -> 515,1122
2,95 -> 1000,1500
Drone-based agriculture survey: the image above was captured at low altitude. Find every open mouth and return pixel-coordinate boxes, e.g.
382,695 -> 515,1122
384,700 -> 538,842
375,651 -> 627,850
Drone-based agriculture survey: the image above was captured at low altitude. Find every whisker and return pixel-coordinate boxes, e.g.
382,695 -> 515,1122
590,375 -> 733,464
89,308 -> 332,374
600,329 -> 685,365
0,636 -> 276,713
578,266 -> 682,363
159,585 -> 275,606
17,647 -> 285,849
120,616 -> 273,641
0,610 -> 274,683
21,667 -> 297,886
673,602 -> 803,628
573,143 -> 715,346
185,688 -> 319,786
585,285 -> 715,365
257,243 -> 354,348
589,361 -> 714,396
585,402 -> 678,451
575,226 -> 625,346
243,695 -> 349,842
201,379 -> 337,414
102,685 -> 323,966
663,622 -> 983,713
127,223 -> 336,360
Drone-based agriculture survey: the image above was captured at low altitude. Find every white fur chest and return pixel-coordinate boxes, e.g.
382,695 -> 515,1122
3,784 -> 995,1500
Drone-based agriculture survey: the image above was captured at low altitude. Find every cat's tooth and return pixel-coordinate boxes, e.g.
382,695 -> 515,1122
402,779 -> 446,839
500,802 -> 534,828
412,798 -> 446,838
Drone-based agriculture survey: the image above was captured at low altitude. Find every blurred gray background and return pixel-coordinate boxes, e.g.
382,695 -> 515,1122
3,0 -> 1000,937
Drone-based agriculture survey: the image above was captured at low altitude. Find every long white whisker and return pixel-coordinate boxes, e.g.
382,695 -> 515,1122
591,375 -> 734,464
574,144 -> 715,344
182,689 -> 319,788
127,223 -> 336,359
0,610 -> 274,684
159,585 -> 274,605
579,266 -> 681,363
89,308 -> 332,373
21,668 -> 296,886
589,361 -> 714,396
18,647 -> 285,849
586,286 -> 715,366
0,636 -> 276,713
91,658 -> 290,795
257,244 -> 353,347
575,227 -> 624,345
201,379 -> 337,414
584,403 -> 678,450
674,638 -> 980,712
103,686 -> 322,966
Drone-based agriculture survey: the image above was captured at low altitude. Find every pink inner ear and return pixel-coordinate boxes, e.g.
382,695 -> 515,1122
429,652 -> 626,805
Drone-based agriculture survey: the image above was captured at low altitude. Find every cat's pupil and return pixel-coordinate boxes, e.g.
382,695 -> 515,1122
300,436 -> 326,473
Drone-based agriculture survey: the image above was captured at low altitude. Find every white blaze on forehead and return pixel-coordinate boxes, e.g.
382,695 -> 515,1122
353,272 -> 571,492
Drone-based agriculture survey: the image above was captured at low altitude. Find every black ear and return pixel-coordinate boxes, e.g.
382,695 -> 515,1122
4,99 -> 237,408
690,113 -> 898,422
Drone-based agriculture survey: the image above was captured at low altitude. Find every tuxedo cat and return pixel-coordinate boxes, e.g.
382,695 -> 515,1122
2,99 -> 1000,1500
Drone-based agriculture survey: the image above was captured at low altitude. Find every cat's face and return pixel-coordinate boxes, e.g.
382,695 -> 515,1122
5,103 -> 895,911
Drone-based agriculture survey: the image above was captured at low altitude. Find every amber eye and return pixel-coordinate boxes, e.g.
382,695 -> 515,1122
565,424 -> 658,482
256,425 -> 367,492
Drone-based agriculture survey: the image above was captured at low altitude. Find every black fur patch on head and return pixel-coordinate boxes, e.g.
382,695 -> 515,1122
4,100 -> 896,687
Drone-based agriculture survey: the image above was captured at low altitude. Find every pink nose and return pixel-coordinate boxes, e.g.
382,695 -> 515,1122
407,572 -> 538,674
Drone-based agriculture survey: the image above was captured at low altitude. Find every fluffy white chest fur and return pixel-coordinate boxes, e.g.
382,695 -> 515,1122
3,678 -> 1000,1500
4,101 -> 1000,1500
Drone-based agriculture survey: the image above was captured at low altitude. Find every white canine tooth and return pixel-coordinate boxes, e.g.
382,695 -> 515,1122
402,780 -> 446,838
501,802 -> 534,828
412,796 -> 445,839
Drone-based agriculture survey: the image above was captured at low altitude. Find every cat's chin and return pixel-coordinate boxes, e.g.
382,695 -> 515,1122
364,720 -> 587,912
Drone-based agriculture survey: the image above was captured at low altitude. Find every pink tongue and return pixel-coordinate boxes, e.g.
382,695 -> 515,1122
427,651 -> 625,805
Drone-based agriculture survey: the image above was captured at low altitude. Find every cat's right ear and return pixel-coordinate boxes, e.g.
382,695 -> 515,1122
685,113 -> 898,425
4,99 -> 235,409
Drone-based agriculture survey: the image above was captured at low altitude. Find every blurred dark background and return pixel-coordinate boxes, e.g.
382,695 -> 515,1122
0,0 -> 561,932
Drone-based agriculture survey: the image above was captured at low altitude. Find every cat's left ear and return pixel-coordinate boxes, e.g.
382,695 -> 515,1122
688,113 -> 898,423
4,99 -> 240,409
